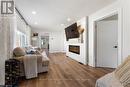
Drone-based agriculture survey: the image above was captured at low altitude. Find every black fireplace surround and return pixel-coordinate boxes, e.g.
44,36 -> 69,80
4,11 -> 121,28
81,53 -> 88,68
69,45 -> 80,54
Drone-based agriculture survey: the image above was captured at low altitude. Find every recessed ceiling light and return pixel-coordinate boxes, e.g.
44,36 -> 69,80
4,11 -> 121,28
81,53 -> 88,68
61,24 -> 64,26
67,18 -> 71,22
34,22 -> 38,25
32,11 -> 36,15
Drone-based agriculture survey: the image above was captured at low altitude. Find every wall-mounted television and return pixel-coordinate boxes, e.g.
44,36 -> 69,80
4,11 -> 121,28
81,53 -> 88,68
65,23 -> 79,41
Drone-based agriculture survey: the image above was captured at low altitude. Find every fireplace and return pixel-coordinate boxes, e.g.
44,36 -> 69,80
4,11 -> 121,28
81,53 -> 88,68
69,45 -> 80,54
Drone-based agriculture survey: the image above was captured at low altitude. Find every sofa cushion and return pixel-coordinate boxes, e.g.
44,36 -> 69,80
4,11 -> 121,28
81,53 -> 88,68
115,56 -> 130,87
96,72 -> 123,87
13,47 -> 26,57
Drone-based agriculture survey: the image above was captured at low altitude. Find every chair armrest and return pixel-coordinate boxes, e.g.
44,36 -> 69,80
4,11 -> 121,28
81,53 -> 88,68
14,56 -> 24,62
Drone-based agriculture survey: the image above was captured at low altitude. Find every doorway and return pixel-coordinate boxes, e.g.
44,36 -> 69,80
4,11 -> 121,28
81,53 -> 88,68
95,14 -> 118,68
41,36 -> 49,50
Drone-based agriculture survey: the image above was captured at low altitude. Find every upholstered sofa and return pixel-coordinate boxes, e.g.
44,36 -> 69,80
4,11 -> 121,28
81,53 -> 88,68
96,56 -> 130,87
13,47 -> 50,78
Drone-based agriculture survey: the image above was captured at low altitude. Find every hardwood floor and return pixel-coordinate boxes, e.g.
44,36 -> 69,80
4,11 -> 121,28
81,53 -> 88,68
19,53 -> 114,87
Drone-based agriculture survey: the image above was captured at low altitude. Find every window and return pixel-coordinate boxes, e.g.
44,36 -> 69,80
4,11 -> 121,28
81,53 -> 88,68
16,30 -> 27,47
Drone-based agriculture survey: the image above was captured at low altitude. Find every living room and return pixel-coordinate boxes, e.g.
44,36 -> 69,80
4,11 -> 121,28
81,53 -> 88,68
1,0 -> 130,87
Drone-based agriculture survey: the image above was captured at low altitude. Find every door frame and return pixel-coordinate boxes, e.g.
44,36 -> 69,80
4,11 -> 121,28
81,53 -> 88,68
94,9 -> 123,67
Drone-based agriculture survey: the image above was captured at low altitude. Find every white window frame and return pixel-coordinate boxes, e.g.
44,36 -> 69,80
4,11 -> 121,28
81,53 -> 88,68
16,30 -> 27,47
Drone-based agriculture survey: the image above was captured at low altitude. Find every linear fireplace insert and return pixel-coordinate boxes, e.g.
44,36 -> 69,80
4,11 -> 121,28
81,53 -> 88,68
69,45 -> 80,54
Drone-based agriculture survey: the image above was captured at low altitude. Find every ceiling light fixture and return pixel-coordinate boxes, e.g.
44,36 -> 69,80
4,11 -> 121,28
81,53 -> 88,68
61,24 -> 65,26
32,11 -> 36,15
67,18 -> 71,22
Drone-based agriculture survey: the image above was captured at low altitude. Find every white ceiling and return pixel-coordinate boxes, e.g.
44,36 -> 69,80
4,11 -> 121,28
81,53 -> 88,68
15,0 -> 117,32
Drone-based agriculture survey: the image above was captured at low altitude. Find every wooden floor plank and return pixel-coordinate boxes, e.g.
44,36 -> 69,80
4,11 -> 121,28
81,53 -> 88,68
19,53 -> 114,87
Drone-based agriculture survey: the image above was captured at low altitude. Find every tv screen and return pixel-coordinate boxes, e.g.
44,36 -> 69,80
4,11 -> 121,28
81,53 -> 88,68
65,23 -> 79,41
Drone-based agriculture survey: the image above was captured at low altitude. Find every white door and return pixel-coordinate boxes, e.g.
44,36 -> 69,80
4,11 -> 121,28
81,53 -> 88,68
96,20 -> 118,68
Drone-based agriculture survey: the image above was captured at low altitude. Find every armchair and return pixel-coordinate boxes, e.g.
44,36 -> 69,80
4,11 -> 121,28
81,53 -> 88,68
96,56 -> 130,87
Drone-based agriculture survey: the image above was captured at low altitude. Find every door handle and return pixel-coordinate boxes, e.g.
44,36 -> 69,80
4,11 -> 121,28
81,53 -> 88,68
113,46 -> 118,48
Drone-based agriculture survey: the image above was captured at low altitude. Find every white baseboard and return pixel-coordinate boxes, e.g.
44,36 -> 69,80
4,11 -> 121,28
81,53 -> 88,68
49,51 -> 66,53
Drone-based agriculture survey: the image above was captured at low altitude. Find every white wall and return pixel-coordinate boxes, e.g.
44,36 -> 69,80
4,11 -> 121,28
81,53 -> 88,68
66,17 -> 88,65
0,0 -> 17,85
49,31 -> 65,53
89,0 -> 130,66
